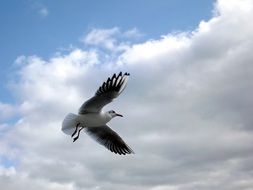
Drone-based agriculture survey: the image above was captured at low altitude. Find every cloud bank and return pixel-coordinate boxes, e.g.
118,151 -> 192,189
1,0 -> 253,189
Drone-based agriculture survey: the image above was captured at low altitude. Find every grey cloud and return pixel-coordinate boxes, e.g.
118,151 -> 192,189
1,0 -> 253,190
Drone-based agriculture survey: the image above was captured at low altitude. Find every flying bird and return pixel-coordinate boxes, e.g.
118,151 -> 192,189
62,72 -> 134,155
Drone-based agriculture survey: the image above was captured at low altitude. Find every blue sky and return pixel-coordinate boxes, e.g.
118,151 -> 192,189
0,0 -> 213,102
2,1 -> 253,190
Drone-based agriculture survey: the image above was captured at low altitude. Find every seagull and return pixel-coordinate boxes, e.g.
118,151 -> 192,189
62,72 -> 134,155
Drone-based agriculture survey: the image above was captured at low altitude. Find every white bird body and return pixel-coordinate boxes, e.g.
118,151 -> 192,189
61,72 -> 134,155
78,112 -> 111,127
62,112 -> 111,135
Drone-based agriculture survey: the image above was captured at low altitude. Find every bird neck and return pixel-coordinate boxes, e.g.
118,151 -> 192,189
102,112 -> 113,123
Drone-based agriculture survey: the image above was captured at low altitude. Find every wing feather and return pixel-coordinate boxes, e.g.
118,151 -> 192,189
79,72 -> 130,114
86,125 -> 134,155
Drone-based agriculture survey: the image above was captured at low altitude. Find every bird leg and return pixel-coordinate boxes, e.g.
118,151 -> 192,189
71,123 -> 80,137
73,126 -> 84,142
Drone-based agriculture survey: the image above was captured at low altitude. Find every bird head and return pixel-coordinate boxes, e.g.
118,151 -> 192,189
107,110 -> 123,118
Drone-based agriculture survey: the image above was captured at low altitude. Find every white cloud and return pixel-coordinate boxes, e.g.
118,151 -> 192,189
32,2 -> 49,18
1,0 -> 253,189
38,7 -> 49,18
123,28 -> 143,38
0,102 -> 16,121
0,166 -> 74,190
82,27 -> 120,48
81,27 -> 142,52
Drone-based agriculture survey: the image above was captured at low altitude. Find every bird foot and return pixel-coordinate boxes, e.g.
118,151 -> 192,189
71,123 -> 80,137
73,136 -> 79,142
72,126 -> 84,143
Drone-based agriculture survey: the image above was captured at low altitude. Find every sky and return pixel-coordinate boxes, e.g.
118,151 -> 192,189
1,0 -> 253,190
0,0 -> 213,102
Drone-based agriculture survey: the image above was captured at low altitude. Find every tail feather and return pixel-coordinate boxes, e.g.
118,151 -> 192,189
62,113 -> 79,136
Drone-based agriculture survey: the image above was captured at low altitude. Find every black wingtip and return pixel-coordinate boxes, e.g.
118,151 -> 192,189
95,71 -> 130,96
123,72 -> 130,76
115,146 -> 135,155
114,72 -> 130,77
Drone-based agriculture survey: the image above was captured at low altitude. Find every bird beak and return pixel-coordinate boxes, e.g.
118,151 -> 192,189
116,113 -> 123,117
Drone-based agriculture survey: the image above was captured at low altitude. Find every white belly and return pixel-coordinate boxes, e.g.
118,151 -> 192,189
77,113 -> 108,127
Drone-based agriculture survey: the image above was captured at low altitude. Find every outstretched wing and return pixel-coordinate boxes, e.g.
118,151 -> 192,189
79,72 -> 130,114
86,125 -> 134,155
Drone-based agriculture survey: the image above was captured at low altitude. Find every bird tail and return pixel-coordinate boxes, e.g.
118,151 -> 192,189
62,113 -> 79,135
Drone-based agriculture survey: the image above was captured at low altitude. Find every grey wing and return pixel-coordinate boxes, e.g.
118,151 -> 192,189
86,125 -> 134,155
79,72 -> 130,114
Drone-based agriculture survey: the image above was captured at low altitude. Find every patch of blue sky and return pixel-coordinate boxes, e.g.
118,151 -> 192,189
0,115 -> 20,132
0,0 -> 214,103
0,155 -> 19,169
